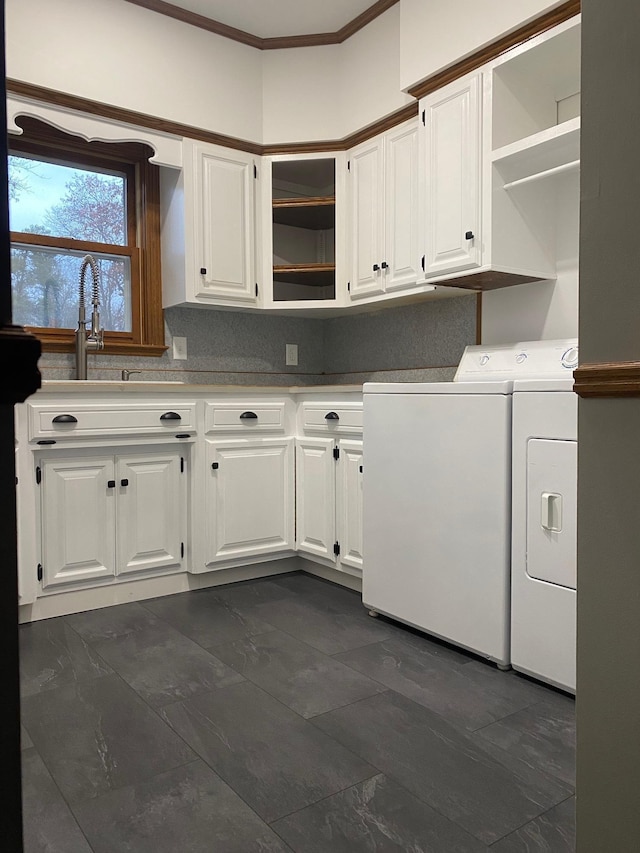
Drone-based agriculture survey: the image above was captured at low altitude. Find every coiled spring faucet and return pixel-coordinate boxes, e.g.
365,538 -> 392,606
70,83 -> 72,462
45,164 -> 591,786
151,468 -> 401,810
75,254 -> 104,380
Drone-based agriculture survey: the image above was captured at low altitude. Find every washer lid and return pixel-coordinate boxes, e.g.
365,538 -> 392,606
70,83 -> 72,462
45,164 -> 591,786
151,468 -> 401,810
363,380 -> 513,395
513,378 -> 576,392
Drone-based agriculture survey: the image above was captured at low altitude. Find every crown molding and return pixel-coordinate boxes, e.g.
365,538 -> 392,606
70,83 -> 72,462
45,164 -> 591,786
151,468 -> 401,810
123,0 -> 399,50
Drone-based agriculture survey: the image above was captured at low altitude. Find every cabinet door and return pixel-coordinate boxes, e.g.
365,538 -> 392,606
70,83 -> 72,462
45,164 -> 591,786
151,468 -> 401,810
40,456 -> 116,588
348,139 -> 385,299
337,440 -> 363,572
384,122 -> 420,292
421,73 -> 481,277
117,451 -> 185,576
206,438 -> 294,563
194,143 -> 256,303
296,437 -> 336,561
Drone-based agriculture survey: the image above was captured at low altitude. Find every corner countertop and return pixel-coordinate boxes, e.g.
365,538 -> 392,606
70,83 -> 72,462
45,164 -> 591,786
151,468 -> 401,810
36,381 -> 363,395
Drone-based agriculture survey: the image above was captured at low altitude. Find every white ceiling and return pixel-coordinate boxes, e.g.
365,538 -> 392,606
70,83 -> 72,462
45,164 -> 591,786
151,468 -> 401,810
164,0 -> 377,38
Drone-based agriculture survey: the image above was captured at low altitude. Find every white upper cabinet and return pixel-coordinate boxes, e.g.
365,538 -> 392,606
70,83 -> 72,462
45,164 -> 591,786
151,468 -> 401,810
348,119 -> 421,301
261,153 -> 346,308
161,140 -> 258,308
420,74 -> 481,277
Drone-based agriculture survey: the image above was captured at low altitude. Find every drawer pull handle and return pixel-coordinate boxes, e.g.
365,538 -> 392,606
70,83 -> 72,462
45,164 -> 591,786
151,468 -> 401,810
325,412 -> 340,420
120,479 -> 129,487
52,414 -> 78,424
175,433 -> 190,439
240,411 -> 258,419
107,480 -> 116,489
160,411 -> 181,421
37,440 -> 56,445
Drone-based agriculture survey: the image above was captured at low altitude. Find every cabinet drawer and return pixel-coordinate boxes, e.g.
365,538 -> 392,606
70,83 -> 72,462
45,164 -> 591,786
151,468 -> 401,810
28,403 -> 197,441
204,402 -> 286,434
302,404 -> 363,434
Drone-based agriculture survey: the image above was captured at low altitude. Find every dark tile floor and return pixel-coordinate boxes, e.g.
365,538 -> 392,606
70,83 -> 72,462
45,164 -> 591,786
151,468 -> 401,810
20,572 -> 576,852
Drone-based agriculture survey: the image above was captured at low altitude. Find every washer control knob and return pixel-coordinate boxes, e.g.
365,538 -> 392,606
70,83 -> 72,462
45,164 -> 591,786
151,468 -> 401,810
479,354 -> 490,366
515,352 -> 527,364
562,346 -> 579,369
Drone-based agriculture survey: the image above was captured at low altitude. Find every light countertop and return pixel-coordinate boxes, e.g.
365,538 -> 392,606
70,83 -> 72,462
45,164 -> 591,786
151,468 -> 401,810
37,381 -> 362,395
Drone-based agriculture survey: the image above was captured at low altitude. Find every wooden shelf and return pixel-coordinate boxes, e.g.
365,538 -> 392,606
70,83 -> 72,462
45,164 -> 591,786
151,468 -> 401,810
492,117 -> 580,186
272,197 -> 335,230
273,263 -> 335,287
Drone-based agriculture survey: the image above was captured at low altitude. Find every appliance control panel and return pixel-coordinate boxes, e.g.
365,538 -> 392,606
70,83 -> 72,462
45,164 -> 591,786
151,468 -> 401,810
455,339 -> 579,382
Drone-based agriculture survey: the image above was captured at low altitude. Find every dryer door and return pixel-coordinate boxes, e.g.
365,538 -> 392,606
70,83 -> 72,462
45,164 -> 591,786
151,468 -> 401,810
526,438 -> 577,589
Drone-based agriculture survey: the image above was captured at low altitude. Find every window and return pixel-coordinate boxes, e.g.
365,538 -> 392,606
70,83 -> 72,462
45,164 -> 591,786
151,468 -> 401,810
9,118 -> 166,355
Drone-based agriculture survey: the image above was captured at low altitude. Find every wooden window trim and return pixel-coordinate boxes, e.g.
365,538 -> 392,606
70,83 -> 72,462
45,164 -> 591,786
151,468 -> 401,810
9,118 -> 167,357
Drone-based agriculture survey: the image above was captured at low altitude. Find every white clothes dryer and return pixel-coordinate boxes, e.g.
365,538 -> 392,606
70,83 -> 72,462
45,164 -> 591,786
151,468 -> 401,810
510,347 -> 578,692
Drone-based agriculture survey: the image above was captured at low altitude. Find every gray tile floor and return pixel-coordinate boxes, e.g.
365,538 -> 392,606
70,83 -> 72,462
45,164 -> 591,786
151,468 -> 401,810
20,573 -> 576,852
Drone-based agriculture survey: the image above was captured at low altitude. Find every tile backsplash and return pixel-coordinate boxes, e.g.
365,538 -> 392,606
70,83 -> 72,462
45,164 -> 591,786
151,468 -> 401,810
37,295 -> 477,385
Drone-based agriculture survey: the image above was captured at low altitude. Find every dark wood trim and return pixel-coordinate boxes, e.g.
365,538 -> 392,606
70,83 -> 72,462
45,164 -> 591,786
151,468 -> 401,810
336,0 -> 399,42
408,0 -> 581,100
343,103 -> 420,149
124,0 -> 262,48
475,293 -> 482,344
36,335 -> 167,357
7,80 -> 262,155
573,362 -> 640,398
273,197 -> 335,208
138,159 -> 166,350
438,270 -> 547,292
10,232 -> 135,256
124,0 -> 399,50
262,103 -> 419,155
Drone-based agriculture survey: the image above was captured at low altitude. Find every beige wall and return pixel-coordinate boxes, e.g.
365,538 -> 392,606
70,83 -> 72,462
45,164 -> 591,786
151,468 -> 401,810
399,0 -> 567,91
577,0 -> 640,849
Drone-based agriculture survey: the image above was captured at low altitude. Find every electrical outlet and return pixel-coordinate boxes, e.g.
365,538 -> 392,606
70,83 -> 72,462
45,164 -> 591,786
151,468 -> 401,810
172,336 -> 188,360
286,343 -> 298,366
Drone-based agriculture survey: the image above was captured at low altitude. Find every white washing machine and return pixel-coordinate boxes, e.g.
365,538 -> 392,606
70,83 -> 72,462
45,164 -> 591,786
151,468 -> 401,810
511,348 -> 578,692
363,339 -> 578,669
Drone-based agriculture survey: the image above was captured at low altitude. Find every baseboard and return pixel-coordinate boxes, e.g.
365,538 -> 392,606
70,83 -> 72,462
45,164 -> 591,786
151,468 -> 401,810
19,557 -> 299,622
298,557 -> 363,593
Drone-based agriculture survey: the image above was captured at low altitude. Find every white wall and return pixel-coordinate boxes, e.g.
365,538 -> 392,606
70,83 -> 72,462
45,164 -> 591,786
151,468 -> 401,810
481,171 -> 579,344
6,0 -> 263,143
262,5 -> 411,143
338,5 -> 413,137
399,0 -> 567,91
261,46 -> 344,143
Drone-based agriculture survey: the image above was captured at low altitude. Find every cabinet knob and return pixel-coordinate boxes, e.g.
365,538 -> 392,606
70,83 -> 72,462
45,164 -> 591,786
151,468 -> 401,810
372,264 -> 380,272
239,411 -> 258,419
325,411 -> 339,420
52,414 -> 78,424
381,261 -> 388,270
107,480 -> 116,489
160,411 -> 181,421
465,231 -> 474,240
200,267 -> 207,275
120,479 -> 129,487
211,462 -> 219,470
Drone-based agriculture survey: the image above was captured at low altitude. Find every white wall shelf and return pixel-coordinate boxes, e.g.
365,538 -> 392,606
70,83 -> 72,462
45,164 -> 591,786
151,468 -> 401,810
492,117 -> 580,186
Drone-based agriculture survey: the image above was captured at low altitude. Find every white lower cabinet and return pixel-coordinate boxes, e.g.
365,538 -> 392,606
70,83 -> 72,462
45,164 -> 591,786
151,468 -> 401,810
205,437 -> 294,564
117,452 -> 185,576
39,449 -> 186,590
296,437 -> 363,574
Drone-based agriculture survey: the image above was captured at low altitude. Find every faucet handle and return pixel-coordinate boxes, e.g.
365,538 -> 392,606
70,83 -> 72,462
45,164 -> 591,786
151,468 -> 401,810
121,369 -> 142,381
